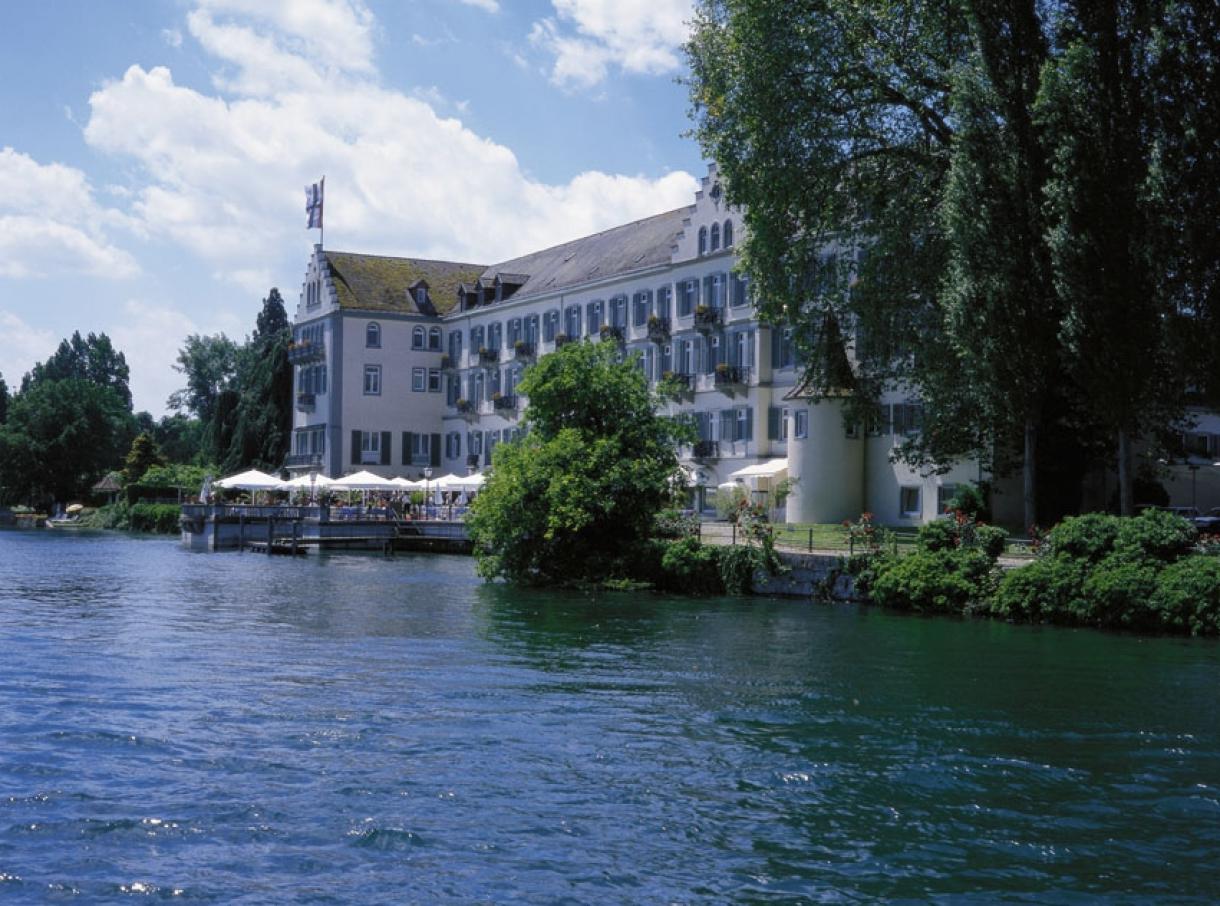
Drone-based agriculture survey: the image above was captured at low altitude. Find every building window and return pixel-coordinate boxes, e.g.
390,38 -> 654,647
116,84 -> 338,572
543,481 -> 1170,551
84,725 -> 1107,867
710,222 -> 720,252
892,402 -> 925,436
698,226 -> 707,256
937,484 -> 958,515
794,409 -> 808,439
900,486 -> 922,518
655,285 -> 671,320
544,309 -> 559,341
428,369 -> 441,392
448,330 -> 462,361
366,322 -> 381,348
361,430 -> 381,464
447,374 -> 460,405
489,322 -> 502,351
412,367 -> 426,392
678,280 -> 697,317
772,326 -> 794,369
428,327 -> 442,350
723,219 -> 734,248
363,365 -> 381,395
412,326 -> 425,349
735,406 -> 752,441
468,430 -> 483,456
446,432 -> 462,459
411,433 -> 431,464
632,291 -> 649,327
731,272 -> 749,307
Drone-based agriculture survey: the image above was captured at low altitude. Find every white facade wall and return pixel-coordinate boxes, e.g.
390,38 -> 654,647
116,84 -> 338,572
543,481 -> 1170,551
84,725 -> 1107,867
289,165 -> 986,526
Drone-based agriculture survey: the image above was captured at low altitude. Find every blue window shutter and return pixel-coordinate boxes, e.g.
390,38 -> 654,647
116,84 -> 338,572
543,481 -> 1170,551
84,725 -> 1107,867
380,431 -> 392,465
430,433 -> 441,467
403,432 -> 412,465
351,430 -> 361,465
746,407 -> 754,441
768,407 -> 780,440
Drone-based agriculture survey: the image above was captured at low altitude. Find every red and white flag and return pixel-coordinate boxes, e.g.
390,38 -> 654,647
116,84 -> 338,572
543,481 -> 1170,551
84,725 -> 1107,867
305,177 -> 324,230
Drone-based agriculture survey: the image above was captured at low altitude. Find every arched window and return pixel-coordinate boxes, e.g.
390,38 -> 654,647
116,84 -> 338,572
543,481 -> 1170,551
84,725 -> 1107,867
710,222 -> 720,252
698,226 -> 708,256
366,322 -> 381,348
412,326 -> 425,349
723,219 -> 734,248
428,326 -> 442,350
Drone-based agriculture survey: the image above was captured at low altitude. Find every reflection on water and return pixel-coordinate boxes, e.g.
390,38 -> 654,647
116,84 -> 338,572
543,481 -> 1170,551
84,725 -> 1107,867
0,528 -> 1218,902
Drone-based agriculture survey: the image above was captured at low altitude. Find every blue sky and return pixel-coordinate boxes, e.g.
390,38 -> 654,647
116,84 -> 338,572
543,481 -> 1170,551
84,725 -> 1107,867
0,0 -> 701,415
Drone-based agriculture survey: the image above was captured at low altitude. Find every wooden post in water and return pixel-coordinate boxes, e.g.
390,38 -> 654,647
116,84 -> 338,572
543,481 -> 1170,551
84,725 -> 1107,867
292,520 -> 299,556
266,517 -> 274,555
238,513 -> 244,552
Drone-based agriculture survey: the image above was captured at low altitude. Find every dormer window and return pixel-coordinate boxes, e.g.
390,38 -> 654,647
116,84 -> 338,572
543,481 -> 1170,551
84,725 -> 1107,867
710,222 -> 721,252
366,322 -> 381,348
698,226 -> 708,256
414,285 -> 429,306
723,219 -> 734,248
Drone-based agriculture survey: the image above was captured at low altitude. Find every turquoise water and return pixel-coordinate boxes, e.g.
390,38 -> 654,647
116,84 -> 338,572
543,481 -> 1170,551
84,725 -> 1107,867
0,529 -> 1217,902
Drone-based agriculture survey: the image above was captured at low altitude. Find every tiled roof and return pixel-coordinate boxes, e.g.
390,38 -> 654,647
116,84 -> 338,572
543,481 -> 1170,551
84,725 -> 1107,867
477,207 -> 691,303
323,252 -> 486,316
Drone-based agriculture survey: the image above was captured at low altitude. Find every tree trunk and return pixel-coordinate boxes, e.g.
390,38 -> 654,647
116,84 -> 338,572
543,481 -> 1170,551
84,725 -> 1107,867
1023,417 -> 1038,531
1117,428 -> 1134,516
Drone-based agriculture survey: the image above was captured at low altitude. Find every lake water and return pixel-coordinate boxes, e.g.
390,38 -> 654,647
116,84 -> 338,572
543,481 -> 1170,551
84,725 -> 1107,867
0,529 -> 1217,902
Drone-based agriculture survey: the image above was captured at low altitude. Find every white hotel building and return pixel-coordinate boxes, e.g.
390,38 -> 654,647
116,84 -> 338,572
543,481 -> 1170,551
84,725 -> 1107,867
288,164 -> 981,526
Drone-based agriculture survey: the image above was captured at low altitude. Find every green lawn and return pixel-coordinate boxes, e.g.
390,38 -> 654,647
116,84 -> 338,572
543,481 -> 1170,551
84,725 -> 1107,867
767,522 -> 1034,559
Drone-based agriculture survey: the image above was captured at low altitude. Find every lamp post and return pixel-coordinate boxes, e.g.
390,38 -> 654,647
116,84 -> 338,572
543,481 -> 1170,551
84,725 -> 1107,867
423,466 -> 433,520
695,470 -> 707,515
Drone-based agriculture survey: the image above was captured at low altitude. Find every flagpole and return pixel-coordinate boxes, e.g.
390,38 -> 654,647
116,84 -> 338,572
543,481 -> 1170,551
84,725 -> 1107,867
320,176 -> 325,250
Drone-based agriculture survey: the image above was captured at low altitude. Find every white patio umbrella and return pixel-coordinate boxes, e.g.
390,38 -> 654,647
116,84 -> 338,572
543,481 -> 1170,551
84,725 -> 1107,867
331,470 -> 399,491
282,473 -> 335,490
214,469 -> 285,490
448,473 -> 486,491
390,476 -> 422,490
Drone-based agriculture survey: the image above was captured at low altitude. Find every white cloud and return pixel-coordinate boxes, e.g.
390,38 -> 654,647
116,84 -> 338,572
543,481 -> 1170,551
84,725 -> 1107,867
0,311 -> 56,387
457,0 -> 499,12
161,28 -> 183,48
0,148 -> 139,279
531,0 -> 693,89
81,6 -> 698,285
108,299 -> 245,414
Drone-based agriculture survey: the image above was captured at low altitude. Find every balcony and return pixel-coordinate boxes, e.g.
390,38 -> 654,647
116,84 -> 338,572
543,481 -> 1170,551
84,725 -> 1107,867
284,453 -> 323,469
692,440 -> 720,460
288,340 -> 324,365
659,371 -> 693,396
714,364 -> 751,390
493,394 -> 518,415
478,347 -> 500,365
554,333 -> 572,348
694,306 -> 722,331
514,341 -> 535,360
647,317 -> 670,343
599,324 -> 624,344
440,353 -> 454,370
295,391 -> 316,412
456,398 -> 476,418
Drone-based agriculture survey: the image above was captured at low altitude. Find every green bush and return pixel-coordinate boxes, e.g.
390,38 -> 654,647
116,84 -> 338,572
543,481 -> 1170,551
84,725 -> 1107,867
989,555 -> 1089,623
1113,509 -> 1197,564
717,544 -> 765,595
945,483 -> 990,522
869,548 -> 993,613
916,519 -> 958,552
127,503 -> 181,534
1080,558 -> 1161,630
974,524 -> 1008,560
658,537 -> 724,594
1151,557 -> 1220,636
1048,513 -> 1122,563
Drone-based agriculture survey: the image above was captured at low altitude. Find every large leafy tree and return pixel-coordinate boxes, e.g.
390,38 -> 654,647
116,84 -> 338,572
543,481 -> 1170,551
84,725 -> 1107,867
686,0 -> 973,448
937,0 -> 1061,529
468,340 -> 686,584
0,371 -> 8,425
223,288 -> 293,472
0,379 -> 134,503
168,333 -> 240,462
1036,0 -> 1178,515
22,331 -> 132,410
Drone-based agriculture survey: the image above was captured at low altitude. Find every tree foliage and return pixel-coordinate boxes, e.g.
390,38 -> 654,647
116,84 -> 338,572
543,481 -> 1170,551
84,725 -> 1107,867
168,288 -> 292,471
468,340 -> 686,584
687,0 -> 1220,523
122,432 -> 166,486
0,378 -> 134,504
0,371 -> 8,425
22,331 -> 132,410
